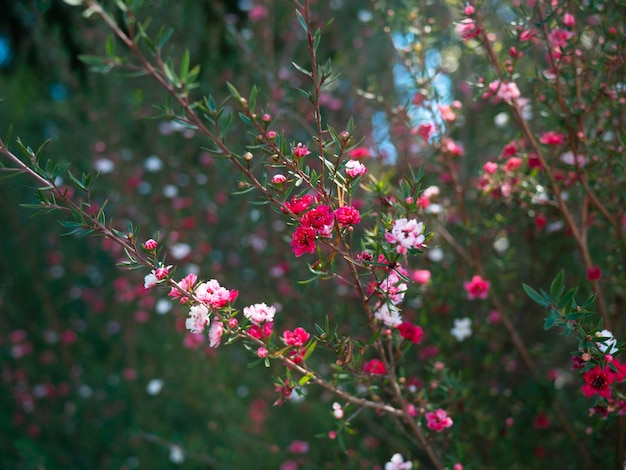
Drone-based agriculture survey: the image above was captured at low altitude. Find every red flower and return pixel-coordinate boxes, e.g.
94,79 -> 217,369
364,359 -> 387,375
282,194 -> 314,215
334,206 -> 361,226
291,226 -> 317,257
397,322 -> 424,344
581,365 -> 616,399
586,266 -> 602,281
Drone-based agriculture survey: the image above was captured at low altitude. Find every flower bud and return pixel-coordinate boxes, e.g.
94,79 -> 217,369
243,152 -> 254,161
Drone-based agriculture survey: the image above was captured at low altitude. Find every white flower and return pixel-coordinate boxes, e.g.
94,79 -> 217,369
374,303 -> 403,327
169,445 -> 184,464
186,304 -> 210,334
243,302 -> 276,325
385,218 -> 426,254
451,318 -> 472,341
596,329 -> 618,354
332,402 -> 344,419
146,379 -> 164,396
144,272 -> 158,289
385,453 -> 412,470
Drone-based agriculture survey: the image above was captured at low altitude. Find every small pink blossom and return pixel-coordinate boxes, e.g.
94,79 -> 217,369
208,321 -> 224,348
385,453 -> 412,470
257,346 -> 268,358
463,5 -> 475,15
586,266 -> 602,281
397,322 -> 424,344
345,159 -> 368,178
563,13 -> 576,27
195,279 -> 237,309
143,239 -> 158,250
282,327 -> 310,347
227,317 -> 238,329
364,359 -> 387,375
334,205 -> 361,226
487,80 -> 521,104
411,269 -> 431,285
243,302 -> 276,325
464,275 -> 491,299
347,146 -> 371,159
272,174 -> 287,184
441,137 -> 465,156
540,131 -> 566,145
385,218 -> 426,254
332,402 -> 344,419
288,440 -> 310,454
504,157 -> 523,173
416,123 -> 435,141
374,303 -> 403,327
168,273 -> 198,302
483,161 -> 498,174
293,142 -> 311,158
283,194 -> 315,215
301,205 -> 334,236
425,409 -> 453,432
438,104 -> 456,122
291,225 -> 317,257
186,304 -> 210,334
455,18 -> 481,41
154,266 -> 171,280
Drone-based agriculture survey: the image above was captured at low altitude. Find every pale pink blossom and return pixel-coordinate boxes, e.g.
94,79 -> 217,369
257,346 -> 268,358
385,453 -> 413,470
186,304 -> 210,334
168,273 -> 198,302
385,218 -> 426,254
243,302 -> 276,325
488,80 -> 521,104
344,159 -> 368,178
438,104 -> 456,122
563,13 -> 575,27
455,18 -> 481,41
195,279 -> 237,309
208,321 -> 224,348
379,272 -> 408,305
332,402 -> 344,419
374,303 -> 403,327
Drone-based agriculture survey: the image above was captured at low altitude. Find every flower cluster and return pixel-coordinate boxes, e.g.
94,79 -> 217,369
385,218 -> 426,255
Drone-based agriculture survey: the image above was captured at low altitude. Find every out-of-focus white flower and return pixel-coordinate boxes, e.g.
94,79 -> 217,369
451,318 -> 472,341
146,379 -> 164,396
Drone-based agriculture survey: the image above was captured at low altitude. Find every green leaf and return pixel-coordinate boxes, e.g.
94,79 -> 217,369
295,9 -> 308,33
179,49 -> 190,82
298,372 -> 314,386
522,283 -> 549,307
292,62 -> 312,77
549,270 -> 564,300
157,27 -> 174,50
557,286 -> 578,309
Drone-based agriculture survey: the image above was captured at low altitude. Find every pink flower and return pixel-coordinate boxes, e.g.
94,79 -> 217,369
347,146 -> 371,159
438,104 -> 456,122
243,303 -> 276,325
397,322 -> 424,344
334,205 -> 361,226
411,269 -> 431,285
345,159 -> 367,178
257,346 -> 268,358
208,321 -> 224,348
332,402 -> 344,419
154,266 -> 170,280
548,28 -> 574,49
582,365 -> 615,399
483,161 -> 498,174
185,304 -> 210,334
168,273 -> 198,302
385,453 -> 413,470
540,131 -> 565,145
195,279 -> 237,309
416,123 -> 435,141
364,359 -> 387,375
455,18 -> 481,40
374,303 -> 403,327
293,142 -> 311,158
282,327 -> 310,347
425,409 -> 453,432
272,174 -> 287,184
248,4 -> 268,21
291,225 -> 317,257
183,332 -> 205,349
288,440 -> 310,454
487,80 -> 521,104
504,157 -> 523,172
441,137 -> 465,156
385,218 -> 426,254
563,13 -> 575,28
143,239 -> 158,250
586,266 -> 602,281
464,275 -> 491,300
283,194 -> 315,215
301,205 -> 334,237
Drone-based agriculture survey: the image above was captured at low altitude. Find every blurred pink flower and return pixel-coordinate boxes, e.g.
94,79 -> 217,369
464,275 -> 491,300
